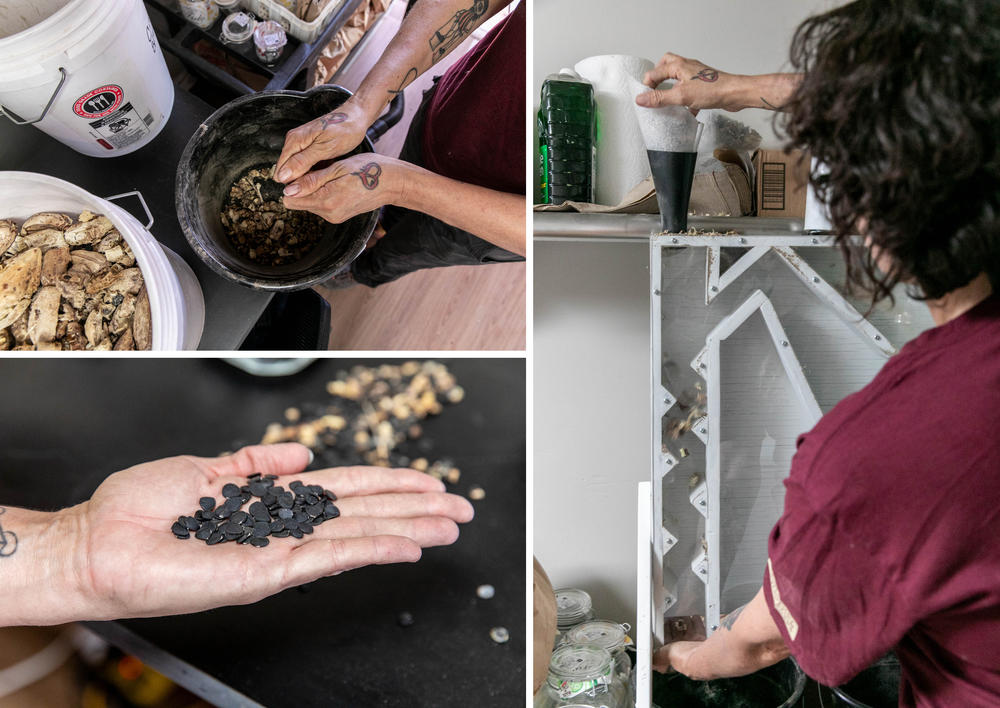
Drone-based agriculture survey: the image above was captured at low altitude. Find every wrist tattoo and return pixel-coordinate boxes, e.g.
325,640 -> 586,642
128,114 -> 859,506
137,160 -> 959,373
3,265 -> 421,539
691,68 -> 720,82
320,112 -> 348,129
720,604 -> 746,631
760,97 -> 781,110
0,508 -> 18,558
389,67 -> 418,96
429,0 -> 488,61
351,161 -> 382,190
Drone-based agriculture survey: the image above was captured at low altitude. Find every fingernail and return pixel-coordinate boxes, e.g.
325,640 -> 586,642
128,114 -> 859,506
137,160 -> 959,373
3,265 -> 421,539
306,448 -> 315,465
284,184 -> 300,196
636,93 -> 650,106
277,168 -> 290,182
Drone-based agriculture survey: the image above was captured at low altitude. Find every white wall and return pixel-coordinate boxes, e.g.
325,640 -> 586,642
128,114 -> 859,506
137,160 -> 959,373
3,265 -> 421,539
533,0 -> 837,148
532,0 -> 837,626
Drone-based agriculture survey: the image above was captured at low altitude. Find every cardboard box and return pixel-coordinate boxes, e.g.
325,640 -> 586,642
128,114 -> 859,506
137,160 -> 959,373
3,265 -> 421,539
752,149 -> 810,218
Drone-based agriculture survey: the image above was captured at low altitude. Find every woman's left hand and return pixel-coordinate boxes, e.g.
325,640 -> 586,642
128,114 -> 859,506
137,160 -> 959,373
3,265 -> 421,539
281,153 -> 407,224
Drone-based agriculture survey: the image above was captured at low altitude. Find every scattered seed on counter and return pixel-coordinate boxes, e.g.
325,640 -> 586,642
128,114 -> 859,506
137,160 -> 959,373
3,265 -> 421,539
476,584 -> 495,600
489,627 -> 510,644
397,611 -> 415,627
170,472 -> 340,547
469,486 -> 486,501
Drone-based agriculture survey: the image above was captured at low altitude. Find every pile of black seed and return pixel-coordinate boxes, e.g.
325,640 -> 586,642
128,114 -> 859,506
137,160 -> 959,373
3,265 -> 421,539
171,473 -> 340,548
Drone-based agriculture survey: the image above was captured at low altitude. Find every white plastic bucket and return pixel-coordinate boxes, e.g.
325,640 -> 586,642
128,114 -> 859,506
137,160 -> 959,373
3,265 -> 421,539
0,172 -> 205,350
0,0 -> 174,157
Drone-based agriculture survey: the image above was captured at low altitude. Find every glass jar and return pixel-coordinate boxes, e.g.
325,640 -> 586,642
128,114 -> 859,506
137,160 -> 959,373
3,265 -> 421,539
555,587 -> 596,632
215,0 -> 242,13
561,620 -> 632,684
534,645 -> 628,708
221,12 -> 255,45
177,0 -> 219,29
253,20 -> 287,64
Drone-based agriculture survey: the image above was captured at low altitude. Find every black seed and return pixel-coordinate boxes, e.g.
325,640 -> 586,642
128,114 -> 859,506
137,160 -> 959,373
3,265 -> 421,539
216,506 -> 232,519
306,503 -> 324,518
230,510 -> 249,525
248,472 -> 262,480
249,481 -> 269,497
194,510 -> 208,522
277,508 -> 294,519
253,521 -> 270,538
171,522 -> 190,538
224,522 -> 243,538
289,480 -> 305,492
397,611 -> 415,627
308,484 -> 323,495
272,529 -> 291,538
199,497 -> 216,511
240,485 -> 251,493
249,501 -> 270,521
304,493 -> 319,505
181,516 -> 200,531
270,520 -> 285,532
195,526 -> 213,541
262,492 -> 277,506
250,537 -> 269,548
207,531 -> 224,545
284,519 -> 299,531
323,504 -> 340,520
222,483 -> 240,498
299,521 -> 313,535
240,493 -> 252,504
324,490 -> 338,501
264,474 -> 278,480
290,527 -> 303,539
224,496 -> 242,512
294,510 -> 308,523
278,492 -> 294,509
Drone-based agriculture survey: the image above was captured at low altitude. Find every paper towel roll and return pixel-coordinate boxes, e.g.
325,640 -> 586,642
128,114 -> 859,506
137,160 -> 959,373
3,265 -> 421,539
574,55 -> 654,206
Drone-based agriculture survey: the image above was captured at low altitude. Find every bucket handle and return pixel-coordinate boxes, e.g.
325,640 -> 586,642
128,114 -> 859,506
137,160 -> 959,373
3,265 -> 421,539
0,67 -> 67,126
105,191 -> 154,230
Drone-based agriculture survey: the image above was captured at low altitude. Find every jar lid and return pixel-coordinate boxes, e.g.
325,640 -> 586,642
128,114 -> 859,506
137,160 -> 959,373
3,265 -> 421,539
547,645 -> 614,699
554,587 -> 593,628
216,0 -> 241,8
253,19 -> 287,51
563,620 -> 627,651
222,12 -> 255,43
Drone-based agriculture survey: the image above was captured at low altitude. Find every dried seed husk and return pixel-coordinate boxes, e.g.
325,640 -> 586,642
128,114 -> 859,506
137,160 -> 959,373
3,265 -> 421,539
133,284 -> 151,351
113,326 -> 134,351
22,212 -> 72,233
64,215 -> 113,246
27,285 -> 59,346
41,247 -> 71,286
0,219 -> 17,254
84,309 -> 107,347
0,247 -> 42,329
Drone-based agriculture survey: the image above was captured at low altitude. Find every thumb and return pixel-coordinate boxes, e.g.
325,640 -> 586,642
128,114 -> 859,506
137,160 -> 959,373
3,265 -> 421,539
636,88 -> 684,108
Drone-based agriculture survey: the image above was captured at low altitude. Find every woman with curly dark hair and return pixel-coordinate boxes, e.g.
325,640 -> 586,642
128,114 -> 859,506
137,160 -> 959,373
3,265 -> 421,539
637,1 -> 1000,705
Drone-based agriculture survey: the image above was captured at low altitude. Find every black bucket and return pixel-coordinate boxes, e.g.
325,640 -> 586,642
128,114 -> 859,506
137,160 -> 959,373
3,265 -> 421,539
652,658 -> 806,708
830,655 -> 900,708
175,85 -> 401,291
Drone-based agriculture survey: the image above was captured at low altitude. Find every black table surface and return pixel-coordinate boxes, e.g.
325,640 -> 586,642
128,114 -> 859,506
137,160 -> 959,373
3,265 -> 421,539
0,87 -> 273,351
0,359 -> 526,707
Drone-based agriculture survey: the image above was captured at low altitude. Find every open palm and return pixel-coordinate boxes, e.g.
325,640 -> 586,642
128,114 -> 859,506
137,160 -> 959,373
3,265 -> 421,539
71,444 -> 472,620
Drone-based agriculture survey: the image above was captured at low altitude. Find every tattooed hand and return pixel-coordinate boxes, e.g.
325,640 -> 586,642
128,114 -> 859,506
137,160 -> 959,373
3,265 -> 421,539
274,98 -> 372,185
636,52 -> 745,113
282,153 -> 404,225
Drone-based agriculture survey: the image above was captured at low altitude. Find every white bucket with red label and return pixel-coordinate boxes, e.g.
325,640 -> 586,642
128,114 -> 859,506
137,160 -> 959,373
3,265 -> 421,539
0,0 -> 174,157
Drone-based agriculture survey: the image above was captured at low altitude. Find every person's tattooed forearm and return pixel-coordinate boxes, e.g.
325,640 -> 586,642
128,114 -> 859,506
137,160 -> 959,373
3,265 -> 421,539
351,162 -> 382,190
760,96 -> 781,110
429,0 -> 488,61
0,508 -> 18,558
389,67 -> 418,96
720,604 -> 746,631
691,68 -> 719,82
320,112 -> 348,129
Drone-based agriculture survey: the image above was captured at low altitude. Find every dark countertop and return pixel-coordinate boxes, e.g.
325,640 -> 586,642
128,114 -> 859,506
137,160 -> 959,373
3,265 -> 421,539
0,359 -> 526,707
0,87 -> 273,350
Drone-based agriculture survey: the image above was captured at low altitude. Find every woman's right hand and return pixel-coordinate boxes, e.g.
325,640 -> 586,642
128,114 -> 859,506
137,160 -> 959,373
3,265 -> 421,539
635,52 -> 746,112
274,97 -> 374,185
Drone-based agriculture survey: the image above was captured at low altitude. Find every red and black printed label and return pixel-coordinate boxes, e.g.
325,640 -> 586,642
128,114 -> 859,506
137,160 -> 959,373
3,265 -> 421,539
73,85 -> 124,119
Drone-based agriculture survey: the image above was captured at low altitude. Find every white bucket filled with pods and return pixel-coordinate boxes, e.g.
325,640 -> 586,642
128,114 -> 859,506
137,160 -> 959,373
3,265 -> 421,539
0,172 -> 205,350
0,0 -> 174,157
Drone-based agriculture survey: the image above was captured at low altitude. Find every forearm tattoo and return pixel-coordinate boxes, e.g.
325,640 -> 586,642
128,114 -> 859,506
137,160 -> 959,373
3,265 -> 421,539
720,604 -> 746,631
760,97 -> 781,110
351,162 -> 382,190
429,0 -> 488,61
691,68 -> 720,82
320,112 -> 348,129
389,67 -> 418,96
0,508 -> 18,557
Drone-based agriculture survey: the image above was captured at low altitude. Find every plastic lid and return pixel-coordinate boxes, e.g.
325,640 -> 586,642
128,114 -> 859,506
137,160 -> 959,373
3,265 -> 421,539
253,19 -> 287,52
554,587 -> 593,628
548,645 -> 614,682
216,0 -> 242,7
222,12 -> 255,43
563,620 -> 627,651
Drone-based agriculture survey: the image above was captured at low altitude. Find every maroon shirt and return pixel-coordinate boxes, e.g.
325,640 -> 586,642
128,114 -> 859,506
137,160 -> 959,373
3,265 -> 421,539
763,295 -> 1000,707
420,1 -> 524,195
